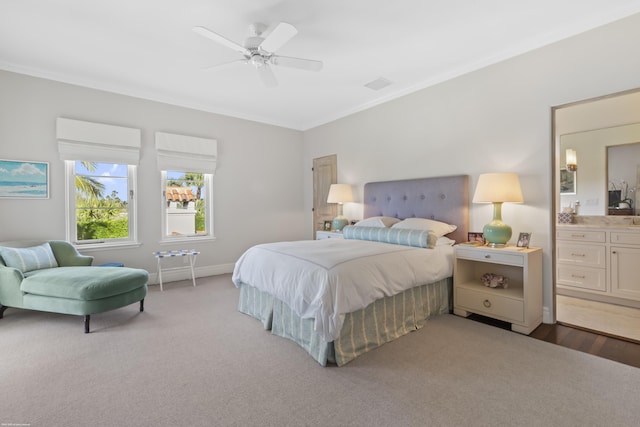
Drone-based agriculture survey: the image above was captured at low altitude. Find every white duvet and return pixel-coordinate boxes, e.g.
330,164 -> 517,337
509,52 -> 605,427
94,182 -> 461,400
232,238 -> 454,342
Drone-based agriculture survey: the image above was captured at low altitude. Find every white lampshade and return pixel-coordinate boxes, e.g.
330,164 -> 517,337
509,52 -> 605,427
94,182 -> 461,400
472,172 -> 524,246
327,184 -> 354,204
472,173 -> 524,203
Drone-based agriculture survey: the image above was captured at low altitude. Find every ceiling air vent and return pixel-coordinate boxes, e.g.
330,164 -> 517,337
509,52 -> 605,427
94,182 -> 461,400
364,77 -> 393,91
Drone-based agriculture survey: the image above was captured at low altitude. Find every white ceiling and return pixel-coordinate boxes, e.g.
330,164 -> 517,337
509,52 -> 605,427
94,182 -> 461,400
2,1 -> 640,131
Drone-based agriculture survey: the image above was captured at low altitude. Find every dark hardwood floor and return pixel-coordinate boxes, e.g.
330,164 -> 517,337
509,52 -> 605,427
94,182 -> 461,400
530,322 -> 640,369
467,314 -> 640,369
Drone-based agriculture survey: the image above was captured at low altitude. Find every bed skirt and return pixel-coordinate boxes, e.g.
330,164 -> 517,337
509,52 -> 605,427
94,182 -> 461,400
237,277 -> 452,366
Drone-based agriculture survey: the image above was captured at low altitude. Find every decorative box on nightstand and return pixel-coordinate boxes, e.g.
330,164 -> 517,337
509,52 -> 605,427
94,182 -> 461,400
316,230 -> 344,240
453,245 -> 542,334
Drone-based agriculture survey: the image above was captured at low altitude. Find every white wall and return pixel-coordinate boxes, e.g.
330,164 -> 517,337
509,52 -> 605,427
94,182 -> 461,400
303,13 -> 640,322
0,70 -> 305,278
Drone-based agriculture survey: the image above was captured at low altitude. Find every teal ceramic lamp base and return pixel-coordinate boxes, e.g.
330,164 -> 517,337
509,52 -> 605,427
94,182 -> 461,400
331,202 -> 349,231
332,216 -> 349,231
483,202 -> 512,246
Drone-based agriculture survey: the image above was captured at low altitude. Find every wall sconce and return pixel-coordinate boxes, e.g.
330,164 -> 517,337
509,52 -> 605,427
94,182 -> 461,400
472,173 -> 524,247
566,148 -> 577,171
327,184 -> 354,231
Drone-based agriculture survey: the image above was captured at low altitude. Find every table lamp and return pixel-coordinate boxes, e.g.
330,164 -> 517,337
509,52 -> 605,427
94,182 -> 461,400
472,173 -> 524,247
327,184 -> 353,231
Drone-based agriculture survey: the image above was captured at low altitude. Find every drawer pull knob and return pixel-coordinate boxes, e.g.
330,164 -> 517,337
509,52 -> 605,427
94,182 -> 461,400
612,251 -> 617,255
571,253 -> 586,257
570,234 -> 586,238
571,274 -> 586,279
483,299 -> 492,308
484,254 -> 491,259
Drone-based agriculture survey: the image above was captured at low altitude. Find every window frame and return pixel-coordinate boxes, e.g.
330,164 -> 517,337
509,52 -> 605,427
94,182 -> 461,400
65,160 -> 139,248
160,170 -> 214,243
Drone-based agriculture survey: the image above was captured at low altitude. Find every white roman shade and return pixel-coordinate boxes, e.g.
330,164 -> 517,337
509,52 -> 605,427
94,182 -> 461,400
57,117 -> 141,164
155,132 -> 217,174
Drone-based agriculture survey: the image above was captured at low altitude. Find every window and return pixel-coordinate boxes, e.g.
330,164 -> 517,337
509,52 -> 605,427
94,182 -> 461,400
66,161 -> 137,244
155,132 -> 217,241
57,117 -> 141,247
162,170 -> 213,239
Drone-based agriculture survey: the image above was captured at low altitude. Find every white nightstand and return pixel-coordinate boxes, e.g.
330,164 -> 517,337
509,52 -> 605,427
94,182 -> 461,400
316,230 -> 344,240
453,245 -> 542,334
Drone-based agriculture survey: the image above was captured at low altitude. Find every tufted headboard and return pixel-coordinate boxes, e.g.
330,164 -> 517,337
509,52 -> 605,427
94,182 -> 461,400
363,175 -> 469,243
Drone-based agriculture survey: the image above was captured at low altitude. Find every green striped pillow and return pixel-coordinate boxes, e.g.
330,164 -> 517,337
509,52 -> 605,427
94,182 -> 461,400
342,226 -> 437,248
0,242 -> 59,272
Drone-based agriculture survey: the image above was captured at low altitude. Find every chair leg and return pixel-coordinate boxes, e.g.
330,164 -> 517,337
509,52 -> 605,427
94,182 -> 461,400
84,315 -> 90,333
140,299 -> 144,312
0,304 -> 7,319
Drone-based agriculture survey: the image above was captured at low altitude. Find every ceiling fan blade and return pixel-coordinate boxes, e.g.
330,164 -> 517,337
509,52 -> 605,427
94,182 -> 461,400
259,22 -> 297,52
257,64 -> 278,88
203,59 -> 246,70
193,26 -> 249,56
270,55 -> 323,72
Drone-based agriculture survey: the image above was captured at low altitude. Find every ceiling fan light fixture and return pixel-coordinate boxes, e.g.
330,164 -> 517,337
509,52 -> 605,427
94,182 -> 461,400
250,54 -> 266,68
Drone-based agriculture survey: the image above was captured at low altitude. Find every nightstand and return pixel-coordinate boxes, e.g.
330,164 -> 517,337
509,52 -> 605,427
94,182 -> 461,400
316,230 -> 344,240
453,245 -> 542,334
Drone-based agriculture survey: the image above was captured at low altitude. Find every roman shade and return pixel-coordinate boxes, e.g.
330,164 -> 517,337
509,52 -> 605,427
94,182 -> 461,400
155,132 -> 217,174
56,117 -> 142,164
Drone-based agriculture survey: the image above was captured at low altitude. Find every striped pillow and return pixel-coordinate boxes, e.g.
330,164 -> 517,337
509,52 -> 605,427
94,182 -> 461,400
342,226 -> 437,248
0,242 -> 59,273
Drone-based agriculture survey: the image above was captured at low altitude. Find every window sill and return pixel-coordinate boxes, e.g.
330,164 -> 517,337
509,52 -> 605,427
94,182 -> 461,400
159,235 -> 217,245
73,241 -> 142,252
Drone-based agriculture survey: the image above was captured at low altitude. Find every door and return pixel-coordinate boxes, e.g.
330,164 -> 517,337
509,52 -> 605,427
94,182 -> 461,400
312,154 -> 337,239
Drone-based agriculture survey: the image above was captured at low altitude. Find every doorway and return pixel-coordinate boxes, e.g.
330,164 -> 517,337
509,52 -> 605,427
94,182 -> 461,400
312,154 -> 337,239
552,88 -> 640,343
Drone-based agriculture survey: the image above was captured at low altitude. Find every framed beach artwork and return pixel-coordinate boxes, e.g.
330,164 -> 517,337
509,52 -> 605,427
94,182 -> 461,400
0,159 -> 49,199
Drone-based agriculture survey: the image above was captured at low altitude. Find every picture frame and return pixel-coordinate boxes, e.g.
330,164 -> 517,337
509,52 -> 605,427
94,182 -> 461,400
516,232 -> 532,248
0,159 -> 49,199
560,168 -> 576,195
467,232 -> 484,243
323,220 -> 332,231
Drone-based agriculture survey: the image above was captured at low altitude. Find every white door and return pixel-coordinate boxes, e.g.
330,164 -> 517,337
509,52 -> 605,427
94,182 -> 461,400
312,155 -> 337,239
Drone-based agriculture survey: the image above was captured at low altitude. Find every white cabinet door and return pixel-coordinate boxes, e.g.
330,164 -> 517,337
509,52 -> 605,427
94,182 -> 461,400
611,246 -> 640,300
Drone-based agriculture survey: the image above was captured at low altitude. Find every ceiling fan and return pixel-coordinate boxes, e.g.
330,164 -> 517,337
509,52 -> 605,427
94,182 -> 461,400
193,22 -> 323,88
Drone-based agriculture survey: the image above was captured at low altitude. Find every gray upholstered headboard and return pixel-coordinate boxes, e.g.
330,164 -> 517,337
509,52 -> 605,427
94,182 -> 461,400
363,175 -> 469,243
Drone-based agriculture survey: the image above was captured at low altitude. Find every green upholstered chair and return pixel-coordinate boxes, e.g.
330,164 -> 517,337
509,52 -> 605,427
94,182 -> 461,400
0,240 -> 148,332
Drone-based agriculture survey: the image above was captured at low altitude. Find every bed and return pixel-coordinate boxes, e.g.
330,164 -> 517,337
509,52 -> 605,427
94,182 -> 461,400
232,175 -> 469,366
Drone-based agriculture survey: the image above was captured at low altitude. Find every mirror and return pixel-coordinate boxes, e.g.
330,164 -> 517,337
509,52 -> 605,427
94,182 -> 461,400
554,89 -> 640,217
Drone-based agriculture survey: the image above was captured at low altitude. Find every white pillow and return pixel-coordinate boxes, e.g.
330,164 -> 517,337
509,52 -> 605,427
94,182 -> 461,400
436,236 -> 456,246
354,216 -> 401,228
391,218 -> 457,237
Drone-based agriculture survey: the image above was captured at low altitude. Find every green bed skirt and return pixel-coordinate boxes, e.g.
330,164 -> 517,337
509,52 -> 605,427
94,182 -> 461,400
238,277 -> 452,366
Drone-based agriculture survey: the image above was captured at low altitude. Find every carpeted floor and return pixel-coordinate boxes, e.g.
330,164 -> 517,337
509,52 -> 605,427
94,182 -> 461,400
1,274 -> 639,427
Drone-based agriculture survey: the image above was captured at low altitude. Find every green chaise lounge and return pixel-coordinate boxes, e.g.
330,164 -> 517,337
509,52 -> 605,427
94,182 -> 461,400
0,240 -> 148,333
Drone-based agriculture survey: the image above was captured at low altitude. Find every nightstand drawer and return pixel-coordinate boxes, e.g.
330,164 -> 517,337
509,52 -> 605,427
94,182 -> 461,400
456,287 -> 524,322
455,248 -> 524,266
316,231 -> 344,240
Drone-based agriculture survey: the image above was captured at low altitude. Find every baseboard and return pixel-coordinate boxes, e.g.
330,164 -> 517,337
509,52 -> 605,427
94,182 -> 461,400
149,263 -> 235,285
